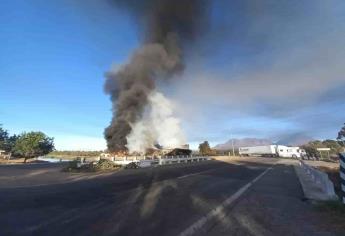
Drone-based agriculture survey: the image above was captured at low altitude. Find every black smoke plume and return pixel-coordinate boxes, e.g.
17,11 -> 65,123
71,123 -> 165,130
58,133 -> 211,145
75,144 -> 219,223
104,0 -> 208,152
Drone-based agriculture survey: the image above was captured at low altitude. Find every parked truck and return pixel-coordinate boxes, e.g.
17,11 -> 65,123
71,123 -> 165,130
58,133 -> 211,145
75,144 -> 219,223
239,145 -> 306,158
238,145 -> 277,157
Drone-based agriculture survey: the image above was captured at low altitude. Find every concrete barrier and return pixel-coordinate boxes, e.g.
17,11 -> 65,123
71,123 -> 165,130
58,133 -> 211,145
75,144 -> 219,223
299,160 -> 337,200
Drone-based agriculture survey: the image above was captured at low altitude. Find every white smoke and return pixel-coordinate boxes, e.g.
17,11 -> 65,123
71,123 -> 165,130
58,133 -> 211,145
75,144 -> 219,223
126,91 -> 186,154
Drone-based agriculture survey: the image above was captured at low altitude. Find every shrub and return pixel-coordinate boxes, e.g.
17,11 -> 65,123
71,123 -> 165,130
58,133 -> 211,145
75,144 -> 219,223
62,160 -> 80,172
62,159 -> 121,172
92,159 -> 122,171
315,200 -> 345,215
125,162 -> 139,169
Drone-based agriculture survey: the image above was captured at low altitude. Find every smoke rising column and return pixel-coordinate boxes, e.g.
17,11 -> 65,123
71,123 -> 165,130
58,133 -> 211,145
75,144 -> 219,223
126,91 -> 186,154
104,0 -> 208,152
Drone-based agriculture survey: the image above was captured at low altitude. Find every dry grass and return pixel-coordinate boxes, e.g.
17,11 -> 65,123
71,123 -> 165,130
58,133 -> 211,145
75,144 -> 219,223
312,166 -> 345,232
314,200 -> 345,232
316,166 -> 341,198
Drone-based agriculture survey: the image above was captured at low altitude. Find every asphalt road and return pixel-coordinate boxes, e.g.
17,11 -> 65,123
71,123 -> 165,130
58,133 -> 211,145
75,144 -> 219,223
0,162 -> 115,188
0,158 -> 341,236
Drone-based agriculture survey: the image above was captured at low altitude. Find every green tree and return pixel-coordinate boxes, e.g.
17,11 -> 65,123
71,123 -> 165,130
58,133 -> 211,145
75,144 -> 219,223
301,144 -> 319,157
302,138 -> 344,158
14,132 -> 54,163
322,139 -> 343,153
0,125 -> 9,151
0,125 -> 18,154
337,123 -> 345,145
198,141 -> 215,156
4,134 -> 20,155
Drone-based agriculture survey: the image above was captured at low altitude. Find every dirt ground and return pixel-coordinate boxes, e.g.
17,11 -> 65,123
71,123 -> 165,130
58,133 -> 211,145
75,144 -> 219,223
304,160 -> 339,169
0,157 -> 46,164
0,163 -> 119,188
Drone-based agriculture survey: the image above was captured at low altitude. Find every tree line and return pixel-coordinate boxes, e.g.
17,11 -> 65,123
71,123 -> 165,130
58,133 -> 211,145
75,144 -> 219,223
302,123 -> 345,157
0,125 -> 54,162
302,140 -> 344,157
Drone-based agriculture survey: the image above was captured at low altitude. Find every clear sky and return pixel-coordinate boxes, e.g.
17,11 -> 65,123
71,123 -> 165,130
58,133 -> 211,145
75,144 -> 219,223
1,0 -> 345,150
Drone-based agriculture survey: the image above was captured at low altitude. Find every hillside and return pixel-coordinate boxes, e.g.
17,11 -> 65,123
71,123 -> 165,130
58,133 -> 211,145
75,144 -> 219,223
276,134 -> 314,146
214,138 -> 272,150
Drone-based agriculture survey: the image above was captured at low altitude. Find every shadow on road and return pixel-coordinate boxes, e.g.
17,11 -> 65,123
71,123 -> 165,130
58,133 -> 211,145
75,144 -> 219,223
1,158 -> 343,236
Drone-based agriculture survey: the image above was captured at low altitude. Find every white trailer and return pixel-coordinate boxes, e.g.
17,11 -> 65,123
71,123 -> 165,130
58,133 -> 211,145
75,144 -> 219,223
239,145 -> 306,158
239,145 -> 277,157
276,145 -> 305,158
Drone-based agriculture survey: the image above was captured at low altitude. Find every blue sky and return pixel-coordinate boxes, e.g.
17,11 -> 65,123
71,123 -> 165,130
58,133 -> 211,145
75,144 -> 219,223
0,0 -> 137,149
1,0 -> 345,150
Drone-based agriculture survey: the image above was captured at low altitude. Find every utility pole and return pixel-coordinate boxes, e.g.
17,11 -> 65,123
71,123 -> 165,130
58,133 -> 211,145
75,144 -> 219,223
231,134 -> 235,156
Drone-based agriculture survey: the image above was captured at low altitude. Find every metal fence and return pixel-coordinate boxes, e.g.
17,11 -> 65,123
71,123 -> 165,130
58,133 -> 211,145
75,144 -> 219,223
106,155 -> 211,167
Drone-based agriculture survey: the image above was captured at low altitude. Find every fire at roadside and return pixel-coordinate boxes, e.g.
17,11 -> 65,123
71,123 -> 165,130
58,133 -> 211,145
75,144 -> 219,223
104,0 -> 208,153
100,146 -> 192,160
62,147 -> 197,172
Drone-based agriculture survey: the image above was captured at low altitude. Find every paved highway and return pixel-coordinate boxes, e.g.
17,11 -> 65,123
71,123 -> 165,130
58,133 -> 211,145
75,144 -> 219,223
0,158 -> 342,236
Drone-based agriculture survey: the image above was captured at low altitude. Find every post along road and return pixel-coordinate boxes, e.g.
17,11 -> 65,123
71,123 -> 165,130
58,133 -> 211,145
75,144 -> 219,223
0,157 -> 339,236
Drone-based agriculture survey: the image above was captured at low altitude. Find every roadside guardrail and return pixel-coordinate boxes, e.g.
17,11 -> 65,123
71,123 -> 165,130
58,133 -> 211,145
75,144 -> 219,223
109,155 -> 211,167
158,156 -> 211,165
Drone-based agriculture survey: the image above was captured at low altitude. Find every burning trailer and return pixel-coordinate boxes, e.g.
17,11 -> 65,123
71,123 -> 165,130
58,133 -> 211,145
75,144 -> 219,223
164,148 -> 192,157
100,145 -> 192,160
98,144 -> 210,168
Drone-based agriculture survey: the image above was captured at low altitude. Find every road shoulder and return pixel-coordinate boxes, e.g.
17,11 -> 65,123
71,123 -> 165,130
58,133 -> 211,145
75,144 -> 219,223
205,160 -> 344,236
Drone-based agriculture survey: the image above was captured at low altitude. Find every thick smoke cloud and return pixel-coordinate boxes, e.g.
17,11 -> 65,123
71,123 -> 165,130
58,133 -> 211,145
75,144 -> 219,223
169,0 -> 345,143
126,91 -> 186,153
104,0 -> 208,151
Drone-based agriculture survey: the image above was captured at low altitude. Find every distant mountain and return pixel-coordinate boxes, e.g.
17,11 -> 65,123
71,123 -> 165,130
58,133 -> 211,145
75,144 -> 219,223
275,134 -> 314,146
214,134 -> 314,150
214,138 -> 273,150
